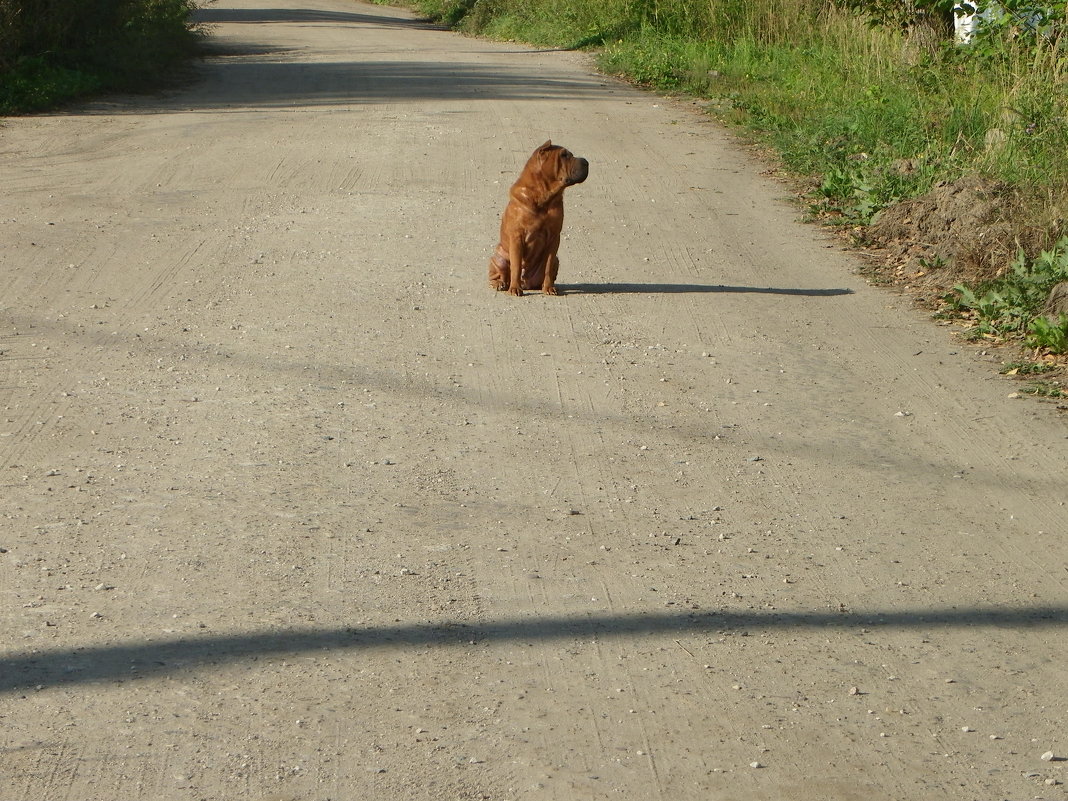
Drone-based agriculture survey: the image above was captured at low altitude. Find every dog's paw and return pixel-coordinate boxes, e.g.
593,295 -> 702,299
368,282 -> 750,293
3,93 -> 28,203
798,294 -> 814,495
543,285 -> 559,296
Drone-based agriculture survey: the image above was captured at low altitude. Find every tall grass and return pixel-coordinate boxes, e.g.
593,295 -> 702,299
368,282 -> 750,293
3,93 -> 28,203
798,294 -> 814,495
0,0 -> 200,112
403,0 -> 1068,229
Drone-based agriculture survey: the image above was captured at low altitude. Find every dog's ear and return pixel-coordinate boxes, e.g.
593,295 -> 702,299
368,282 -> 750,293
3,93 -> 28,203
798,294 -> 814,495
533,140 -> 554,169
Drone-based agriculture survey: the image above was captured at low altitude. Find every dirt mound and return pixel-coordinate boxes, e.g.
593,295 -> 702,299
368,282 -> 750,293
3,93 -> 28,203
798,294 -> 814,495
867,177 -> 1021,284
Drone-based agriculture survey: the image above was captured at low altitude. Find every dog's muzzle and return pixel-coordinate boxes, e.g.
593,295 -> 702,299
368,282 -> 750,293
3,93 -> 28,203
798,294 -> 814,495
567,158 -> 590,186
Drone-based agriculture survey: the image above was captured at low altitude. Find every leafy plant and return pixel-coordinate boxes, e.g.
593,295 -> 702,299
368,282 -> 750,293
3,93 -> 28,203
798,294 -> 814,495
949,237 -> 1068,350
919,254 -> 948,270
966,1 -> 1067,45
816,164 -> 883,223
833,0 -> 959,32
949,283 -> 1029,336
1027,314 -> 1068,352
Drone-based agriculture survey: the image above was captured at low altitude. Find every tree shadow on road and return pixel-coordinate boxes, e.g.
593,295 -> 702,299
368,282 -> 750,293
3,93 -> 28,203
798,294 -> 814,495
66,59 -> 616,113
561,283 -> 856,296
194,6 -> 447,29
57,3 -> 617,114
3,605 -> 1065,693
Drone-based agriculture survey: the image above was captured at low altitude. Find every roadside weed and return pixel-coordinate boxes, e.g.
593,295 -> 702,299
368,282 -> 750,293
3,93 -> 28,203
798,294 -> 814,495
1022,381 -> 1068,399
1027,314 -> 1068,353
948,238 -> 1068,352
1001,360 -> 1059,376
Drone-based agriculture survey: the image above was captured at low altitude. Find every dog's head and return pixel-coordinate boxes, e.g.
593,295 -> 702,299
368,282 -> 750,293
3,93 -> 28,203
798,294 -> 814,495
535,140 -> 589,187
528,140 -> 589,190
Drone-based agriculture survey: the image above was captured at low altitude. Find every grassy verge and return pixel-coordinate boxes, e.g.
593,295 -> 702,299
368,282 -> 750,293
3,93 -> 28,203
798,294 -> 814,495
395,0 -> 1068,360
0,0 -> 202,113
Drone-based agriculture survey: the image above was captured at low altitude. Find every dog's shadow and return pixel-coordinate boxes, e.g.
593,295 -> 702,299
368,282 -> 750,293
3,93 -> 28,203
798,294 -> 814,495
559,283 -> 855,297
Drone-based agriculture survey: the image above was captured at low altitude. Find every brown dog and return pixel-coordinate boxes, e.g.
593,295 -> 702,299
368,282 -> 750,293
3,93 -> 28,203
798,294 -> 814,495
488,140 -> 589,296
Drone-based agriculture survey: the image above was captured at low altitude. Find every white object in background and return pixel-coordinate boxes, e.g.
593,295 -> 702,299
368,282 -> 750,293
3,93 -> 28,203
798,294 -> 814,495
955,2 -> 1047,44
954,2 -> 982,43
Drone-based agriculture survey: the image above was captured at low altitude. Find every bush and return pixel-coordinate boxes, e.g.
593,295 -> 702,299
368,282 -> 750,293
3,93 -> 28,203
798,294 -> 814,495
0,0 -> 200,112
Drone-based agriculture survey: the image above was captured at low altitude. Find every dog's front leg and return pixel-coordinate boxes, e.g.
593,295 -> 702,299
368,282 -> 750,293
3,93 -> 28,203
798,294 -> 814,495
507,239 -> 525,296
542,253 -> 560,296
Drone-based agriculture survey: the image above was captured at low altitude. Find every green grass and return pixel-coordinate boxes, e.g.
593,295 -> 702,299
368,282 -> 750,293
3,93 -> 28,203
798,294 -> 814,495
0,0 -> 201,114
594,17 -> 1067,228
0,57 -> 103,112
398,0 -> 1068,219
598,27 -> 958,225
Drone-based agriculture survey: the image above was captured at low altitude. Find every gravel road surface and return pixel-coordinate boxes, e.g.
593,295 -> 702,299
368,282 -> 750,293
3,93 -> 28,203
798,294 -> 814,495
2,1 -> 1067,799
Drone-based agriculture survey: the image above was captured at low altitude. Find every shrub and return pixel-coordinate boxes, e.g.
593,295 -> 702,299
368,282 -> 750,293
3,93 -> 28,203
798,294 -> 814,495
0,0 -> 199,112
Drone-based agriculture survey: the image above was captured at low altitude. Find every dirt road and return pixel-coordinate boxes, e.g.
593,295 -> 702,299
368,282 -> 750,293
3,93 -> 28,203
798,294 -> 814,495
2,1 -> 1067,799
